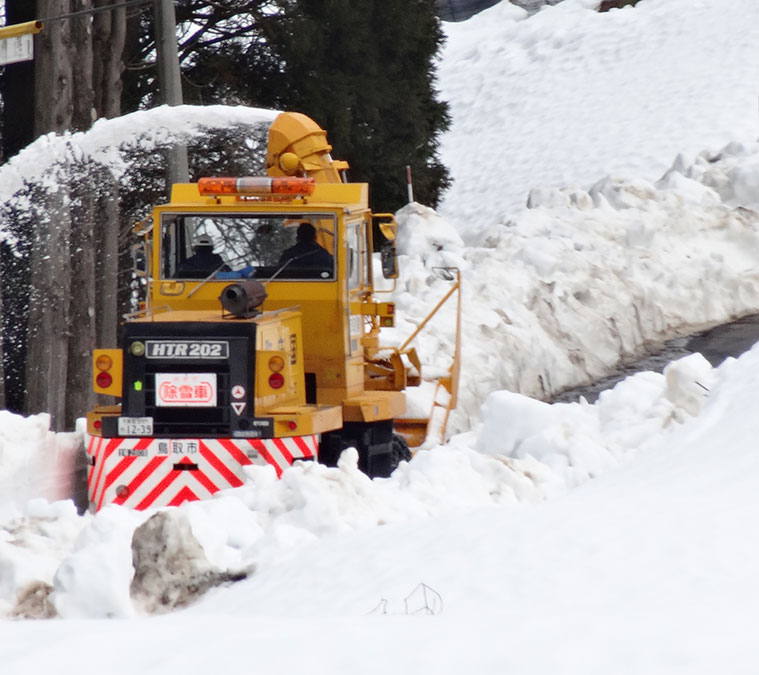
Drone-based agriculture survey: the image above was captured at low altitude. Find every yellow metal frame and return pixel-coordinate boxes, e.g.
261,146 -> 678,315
383,268 -> 462,446
146,177 -> 405,428
91,111 -> 462,461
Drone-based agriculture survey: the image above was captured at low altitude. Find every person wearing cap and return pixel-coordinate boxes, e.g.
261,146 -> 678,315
278,222 -> 333,269
176,234 -> 225,277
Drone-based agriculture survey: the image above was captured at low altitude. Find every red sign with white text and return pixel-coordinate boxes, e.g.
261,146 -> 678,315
155,373 -> 217,407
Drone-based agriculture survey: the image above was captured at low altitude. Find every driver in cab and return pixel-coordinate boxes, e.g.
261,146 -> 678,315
217,221 -> 334,280
278,222 -> 333,268
176,234 -> 225,278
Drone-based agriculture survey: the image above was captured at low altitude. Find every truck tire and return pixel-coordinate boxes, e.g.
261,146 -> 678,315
318,420 -> 396,478
391,434 -> 412,467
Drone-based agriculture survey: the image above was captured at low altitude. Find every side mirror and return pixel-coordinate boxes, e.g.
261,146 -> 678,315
132,242 -> 149,277
381,245 -> 398,279
372,214 -> 399,280
132,215 -> 153,236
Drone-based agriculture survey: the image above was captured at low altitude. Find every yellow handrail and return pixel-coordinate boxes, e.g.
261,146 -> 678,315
399,270 -> 460,352
401,267 -> 461,444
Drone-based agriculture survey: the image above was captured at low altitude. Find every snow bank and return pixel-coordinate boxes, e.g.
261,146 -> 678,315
438,0 -> 759,239
393,156 -> 759,432
0,413 -> 82,521
0,345 -> 723,619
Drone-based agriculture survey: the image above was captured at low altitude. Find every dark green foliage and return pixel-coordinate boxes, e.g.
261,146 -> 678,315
122,1 -> 285,112
0,227 -> 32,412
123,0 -> 451,213
263,0 -> 451,212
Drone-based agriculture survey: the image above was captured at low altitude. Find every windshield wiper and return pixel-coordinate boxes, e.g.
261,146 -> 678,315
186,262 -> 229,299
260,251 -> 321,285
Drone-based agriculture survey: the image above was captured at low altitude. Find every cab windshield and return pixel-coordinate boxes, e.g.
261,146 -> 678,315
161,212 -> 336,281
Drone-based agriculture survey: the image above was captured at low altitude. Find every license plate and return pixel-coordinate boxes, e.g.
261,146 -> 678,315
118,416 -> 153,436
155,372 -> 218,407
145,340 -> 229,359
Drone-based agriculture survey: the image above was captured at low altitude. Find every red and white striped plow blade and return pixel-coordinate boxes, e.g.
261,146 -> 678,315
86,435 -> 318,511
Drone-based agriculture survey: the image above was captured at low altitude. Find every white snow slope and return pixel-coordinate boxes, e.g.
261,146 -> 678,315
4,0 -> 759,672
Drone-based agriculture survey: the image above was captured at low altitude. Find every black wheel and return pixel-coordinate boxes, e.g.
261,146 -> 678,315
317,430 -> 344,468
318,420 -> 396,478
390,434 -> 412,468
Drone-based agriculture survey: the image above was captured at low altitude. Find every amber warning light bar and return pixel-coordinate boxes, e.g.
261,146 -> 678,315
198,176 -> 315,197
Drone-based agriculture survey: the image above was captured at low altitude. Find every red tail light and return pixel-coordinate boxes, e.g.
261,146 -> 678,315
96,372 -> 113,388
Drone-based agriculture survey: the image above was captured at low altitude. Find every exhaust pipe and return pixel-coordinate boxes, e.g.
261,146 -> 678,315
219,280 -> 267,317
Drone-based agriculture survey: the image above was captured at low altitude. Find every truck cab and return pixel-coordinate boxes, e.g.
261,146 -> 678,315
86,113 -> 415,510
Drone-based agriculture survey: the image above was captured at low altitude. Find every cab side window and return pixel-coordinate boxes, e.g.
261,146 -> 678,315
347,222 -> 362,290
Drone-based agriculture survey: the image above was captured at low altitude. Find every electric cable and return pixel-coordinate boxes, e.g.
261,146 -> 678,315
41,0 -> 157,25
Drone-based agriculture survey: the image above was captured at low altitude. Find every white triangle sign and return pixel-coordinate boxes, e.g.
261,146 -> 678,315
231,402 -> 246,416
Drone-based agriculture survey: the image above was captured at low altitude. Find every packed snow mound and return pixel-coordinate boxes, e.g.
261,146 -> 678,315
438,0 -> 759,240
129,510 -> 250,614
0,345 -> 737,619
392,155 -> 759,433
0,413 -> 82,521
664,140 -> 759,213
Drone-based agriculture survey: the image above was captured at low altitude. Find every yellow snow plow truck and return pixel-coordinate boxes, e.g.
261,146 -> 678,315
85,112 -> 460,511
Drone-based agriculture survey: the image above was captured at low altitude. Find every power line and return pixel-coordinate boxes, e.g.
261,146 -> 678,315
42,0 -> 156,24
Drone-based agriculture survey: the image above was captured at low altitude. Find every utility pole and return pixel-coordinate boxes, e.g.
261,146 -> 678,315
154,0 -> 189,185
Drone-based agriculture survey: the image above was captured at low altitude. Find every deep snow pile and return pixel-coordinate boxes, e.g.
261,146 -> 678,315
0,413 -> 81,521
5,344 -> 759,673
390,0 -> 759,430
394,145 -> 759,432
0,349 -> 714,620
6,343 -> 759,673
438,0 -> 759,241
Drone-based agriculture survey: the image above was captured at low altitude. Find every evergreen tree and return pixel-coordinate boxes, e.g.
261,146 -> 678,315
265,0 -> 451,212
0,0 -> 126,423
125,0 -> 451,212
0,0 -> 37,410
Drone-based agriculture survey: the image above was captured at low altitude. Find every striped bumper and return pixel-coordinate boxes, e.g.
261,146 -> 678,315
86,435 -> 318,511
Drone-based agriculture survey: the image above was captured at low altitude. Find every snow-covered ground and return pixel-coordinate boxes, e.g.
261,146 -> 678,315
438,0 -> 759,238
4,0 -> 759,672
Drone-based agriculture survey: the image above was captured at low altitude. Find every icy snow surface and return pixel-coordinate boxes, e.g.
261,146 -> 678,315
4,0 -> 759,672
